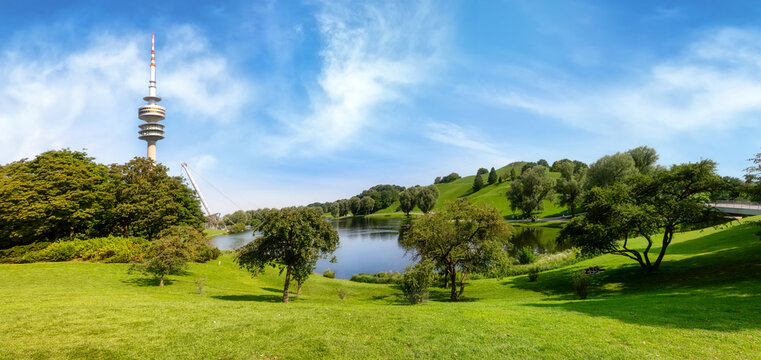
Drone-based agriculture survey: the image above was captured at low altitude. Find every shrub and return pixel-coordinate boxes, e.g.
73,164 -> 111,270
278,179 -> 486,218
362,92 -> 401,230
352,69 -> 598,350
197,246 -> 221,262
400,260 -> 435,305
516,246 -> 537,265
129,235 -> 194,287
27,237 -> 148,263
337,288 -> 346,300
158,225 -> 218,263
0,242 -> 51,263
572,271 -> 590,299
528,267 -> 539,282
195,278 -> 206,294
350,272 -> 402,284
504,249 -> 584,276
323,269 -> 336,279
228,222 -> 247,234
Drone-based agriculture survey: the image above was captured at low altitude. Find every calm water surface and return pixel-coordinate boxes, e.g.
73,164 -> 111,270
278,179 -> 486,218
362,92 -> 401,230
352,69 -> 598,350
211,218 -> 566,279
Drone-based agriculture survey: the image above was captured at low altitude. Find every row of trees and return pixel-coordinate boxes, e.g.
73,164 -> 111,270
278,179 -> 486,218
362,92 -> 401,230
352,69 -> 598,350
0,150 -> 204,248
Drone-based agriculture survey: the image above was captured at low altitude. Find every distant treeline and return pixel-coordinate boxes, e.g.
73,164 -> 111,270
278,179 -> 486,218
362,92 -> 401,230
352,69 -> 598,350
0,150 -> 205,249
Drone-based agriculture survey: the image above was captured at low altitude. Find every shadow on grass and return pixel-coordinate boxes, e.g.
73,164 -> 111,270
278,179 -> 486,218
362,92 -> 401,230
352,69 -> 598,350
122,277 -> 174,287
212,294 -> 285,303
504,223 -> 761,331
260,287 -> 283,293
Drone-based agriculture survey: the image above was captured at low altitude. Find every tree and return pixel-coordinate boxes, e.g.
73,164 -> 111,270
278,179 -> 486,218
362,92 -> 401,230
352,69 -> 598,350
551,159 -> 573,172
507,166 -> 555,217
488,167 -> 498,185
236,207 -> 339,302
400,259 -> 435,304
329,202 -> 340,218
537,159 -> 549,167
555,162 -> 587,217
477,168 -> 489,175
440,173 -> 461,183
434,176 -> 442,184
398,188 -> 418,216
130,226 -> 202,286
228,222 -> 247,234
223,210 -> 249,226
510,167 -> 517,180
110,158 -> 204,240
472,174 -> 484,192
0,149 -> 113,247
338,200 -> 350,217
349,196 -> 361,215
417,185 -> 439,213
626,146 -> 659,175
400,199 -> 509,301
560,160 -> 723,270
587,152 -> 637,188
360,196 -> 375,215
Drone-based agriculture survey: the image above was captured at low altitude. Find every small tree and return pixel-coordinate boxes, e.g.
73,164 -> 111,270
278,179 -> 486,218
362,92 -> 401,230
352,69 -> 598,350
477,168 -> 489,175
488,167 -> 498,185
130,232 -> 196,286
472,174 -> 484,192
537,159 -> 549,167
236,207 -> 339,302
399,188 -> 418,216
507,166 -> 555,217
401,199 -> 510,301
400,259 -> 435,304
555,161 -> 587,217
360,196 -> 375,215
329,202 -> 340,217
510,167 -> 517,180
417,185 -> 439,213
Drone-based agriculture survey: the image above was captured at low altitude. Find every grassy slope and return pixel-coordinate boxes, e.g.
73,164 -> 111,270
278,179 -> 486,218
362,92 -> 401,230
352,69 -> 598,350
1,218 -> 760,359
375,162 -> 572,219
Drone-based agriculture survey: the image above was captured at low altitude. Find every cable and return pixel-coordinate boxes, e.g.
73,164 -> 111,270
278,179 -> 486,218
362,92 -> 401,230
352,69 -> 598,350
183,163 -> 246,212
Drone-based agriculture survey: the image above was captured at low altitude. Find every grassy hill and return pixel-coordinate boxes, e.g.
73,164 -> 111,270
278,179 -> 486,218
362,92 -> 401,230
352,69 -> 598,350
2,218 -> 760,358
373,162 -> 574,219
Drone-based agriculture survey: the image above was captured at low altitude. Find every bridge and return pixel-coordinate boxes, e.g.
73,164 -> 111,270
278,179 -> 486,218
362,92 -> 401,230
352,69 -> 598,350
708,201 -> 761,216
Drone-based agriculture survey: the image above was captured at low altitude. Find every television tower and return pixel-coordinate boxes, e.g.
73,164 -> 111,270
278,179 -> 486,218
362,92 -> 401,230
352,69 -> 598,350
138,34 -> 166,161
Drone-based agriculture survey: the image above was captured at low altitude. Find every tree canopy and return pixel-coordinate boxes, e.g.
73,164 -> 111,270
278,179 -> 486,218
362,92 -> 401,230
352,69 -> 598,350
236,207 -> 339,302
400,199 -> 510,301
587,152 -> 638,188
560,160 -> 723,270
507,166 -> 555,217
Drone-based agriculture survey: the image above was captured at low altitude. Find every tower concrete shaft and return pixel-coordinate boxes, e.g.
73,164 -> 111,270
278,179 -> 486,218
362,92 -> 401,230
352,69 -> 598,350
138,34 -> 165,161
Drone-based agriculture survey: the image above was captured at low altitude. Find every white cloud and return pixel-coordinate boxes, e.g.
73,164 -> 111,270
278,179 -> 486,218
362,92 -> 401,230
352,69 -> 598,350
489,27 -> 761,138
265,0 -> 445,155
0,26 -> 250,165
426,122 -> 498,154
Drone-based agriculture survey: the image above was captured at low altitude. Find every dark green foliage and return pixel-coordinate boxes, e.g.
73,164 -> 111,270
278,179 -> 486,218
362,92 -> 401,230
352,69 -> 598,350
0,149 -> 113,248
555,161 -> 587,216
228,222 -> 247,234
711,176 -> 749,201
537,159 -> 549,167
560,160 -> 723,270
416,185 -> 439,213
401,199 -> 510,301
130,232 -> 198,286
626,146 -> 659,175
2,237 -> 148,264
398,188 -> 417,216
156,225 -> 216,263
551,159 -> 573,172
488,167 -> 498,185
434,176 -> 442,184
360,196 -> 375,215
572,271 -> 590,299
477,168 -> 489,175
516,247 -> 537,265
358,184 -> 405,211
329,202 -> 340,217
400,259 -> 435,304
337,288 -> 346,300
236,207 -> 339,302
587,152 -> 637,188
510,167 -> 517,180
507,166 -> 555,217
521,162 -> 538,174
472,173 -> 484,192
323,269 -> 336,278
0,242 -> 51,263
439,173 -> 461,183
349,196 -> 361,215
223,210 -> 250,226
349,272 -> 402,284
527,266 -> 539,282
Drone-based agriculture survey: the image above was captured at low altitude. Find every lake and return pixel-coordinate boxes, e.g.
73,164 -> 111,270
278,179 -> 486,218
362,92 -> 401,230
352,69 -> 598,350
211,217 -> 565,279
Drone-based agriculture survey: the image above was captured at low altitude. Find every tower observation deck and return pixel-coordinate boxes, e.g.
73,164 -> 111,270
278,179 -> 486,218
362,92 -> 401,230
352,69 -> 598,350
138,34 -> 165,161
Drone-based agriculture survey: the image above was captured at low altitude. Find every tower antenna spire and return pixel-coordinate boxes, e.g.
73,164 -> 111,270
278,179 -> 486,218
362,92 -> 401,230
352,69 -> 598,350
138,34 -> 166,161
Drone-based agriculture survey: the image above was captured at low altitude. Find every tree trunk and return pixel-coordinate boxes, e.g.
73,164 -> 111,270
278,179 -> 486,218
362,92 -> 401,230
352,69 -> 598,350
443,271 -> 449,288
570,200 -> 576,217
458,271 -> 468,299
296,283 -> 302,295
159,274 -> 164,287
652,230 -> 673,270
282,265 -> 292,303
450,266 -> 458,301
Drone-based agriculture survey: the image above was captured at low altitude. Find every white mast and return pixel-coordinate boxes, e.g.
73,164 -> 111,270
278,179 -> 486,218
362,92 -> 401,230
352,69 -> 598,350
180,162 -> 218,228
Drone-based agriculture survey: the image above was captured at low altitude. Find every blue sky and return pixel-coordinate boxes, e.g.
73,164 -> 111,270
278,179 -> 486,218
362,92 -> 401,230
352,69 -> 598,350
2,1 -> 761,213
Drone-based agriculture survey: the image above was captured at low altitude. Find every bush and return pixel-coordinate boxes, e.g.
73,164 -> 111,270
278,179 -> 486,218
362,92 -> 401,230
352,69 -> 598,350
5,237 -> 150,263
504,249 -> 584,276
196,246 -> 221,262
323,269 -> 336,278
337,288 -> 346,300
0,242 -> 51,262
528,267 -> 539,282
516,246 -> 537,265
350,272 -> 402,284
158,225 -> 218,263
400,260 -> 435,305
572,271 -> 590,299
228,222 -> 247,234
195,278 -> 206,294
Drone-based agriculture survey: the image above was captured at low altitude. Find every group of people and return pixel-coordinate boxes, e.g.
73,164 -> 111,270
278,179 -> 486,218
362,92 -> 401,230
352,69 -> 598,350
584,266 -> 604,274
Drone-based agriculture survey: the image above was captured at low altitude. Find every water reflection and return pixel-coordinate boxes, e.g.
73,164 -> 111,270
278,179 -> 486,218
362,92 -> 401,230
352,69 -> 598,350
508,225 -> 568,257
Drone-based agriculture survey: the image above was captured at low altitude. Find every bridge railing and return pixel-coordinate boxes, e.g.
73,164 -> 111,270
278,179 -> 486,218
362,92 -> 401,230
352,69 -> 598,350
710,200 -> 761,209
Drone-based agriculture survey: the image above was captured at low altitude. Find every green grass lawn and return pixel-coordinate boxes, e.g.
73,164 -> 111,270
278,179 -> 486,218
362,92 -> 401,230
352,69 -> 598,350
1,218 -> 760,359
203,229 -> 227,238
